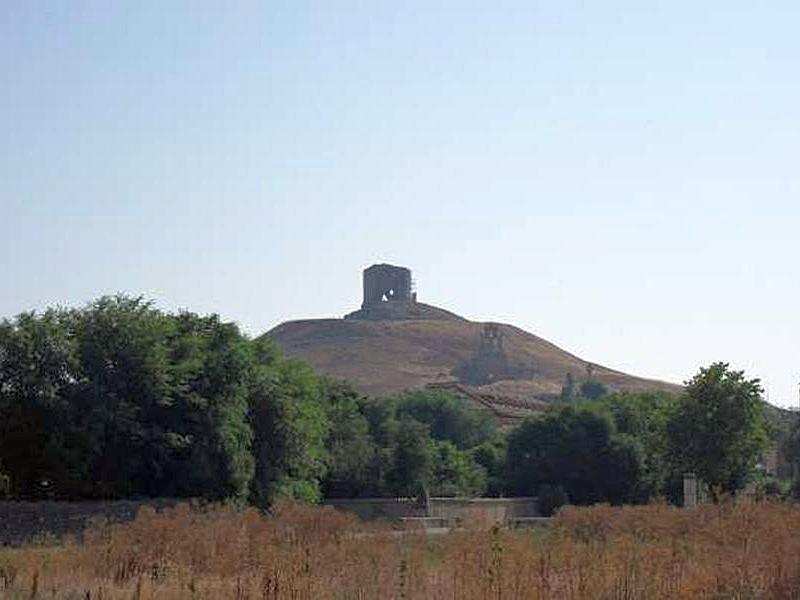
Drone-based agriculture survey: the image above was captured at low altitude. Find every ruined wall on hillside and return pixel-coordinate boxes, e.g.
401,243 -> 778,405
455,324 -> 536,385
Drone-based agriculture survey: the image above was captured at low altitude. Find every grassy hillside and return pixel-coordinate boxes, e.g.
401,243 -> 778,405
265,310 -> 680,404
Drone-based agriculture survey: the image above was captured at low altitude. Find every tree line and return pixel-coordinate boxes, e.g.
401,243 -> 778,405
0,295 -> 778,510
0,296 -> 498,504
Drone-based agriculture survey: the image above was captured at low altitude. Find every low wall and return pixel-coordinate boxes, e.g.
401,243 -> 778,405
430,497 -> 539,524
1,496 -> 541,546
322,498 -> 428,521
324,497 -> 539,525
0,499 -> 179,547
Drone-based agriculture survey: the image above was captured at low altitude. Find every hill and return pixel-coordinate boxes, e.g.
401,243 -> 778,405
265,264 -> 683,423
266,264 -> 681,425
267,316 -> 678,398
273,260 -> 798,443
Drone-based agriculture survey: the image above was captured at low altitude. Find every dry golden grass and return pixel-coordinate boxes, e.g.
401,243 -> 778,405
3,499 -> 800,599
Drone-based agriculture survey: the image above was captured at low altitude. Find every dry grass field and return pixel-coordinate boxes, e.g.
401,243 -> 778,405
2,500 -> 800,599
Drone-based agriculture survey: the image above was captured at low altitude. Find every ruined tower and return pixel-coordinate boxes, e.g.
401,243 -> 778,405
362,264 -> 414,308
344,263 -> 462,321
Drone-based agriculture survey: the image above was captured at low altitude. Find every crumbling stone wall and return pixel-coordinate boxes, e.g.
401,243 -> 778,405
455,324 -> 536,385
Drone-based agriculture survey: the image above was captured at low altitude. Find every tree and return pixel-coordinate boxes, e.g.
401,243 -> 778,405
597,392 -> 677,501
320,379 -> 380,498
72,300 -> 255,500
429,440 -> 487,497
394,390 -> 496,449
356,396 -> 401,495
388,417 -> 432,498
249,339 -> 329,506
166,311 -> 254,501
0,309 -> 83,498
782,417 -> 800,494
472,436 -> 507,496
667,362 -> 769,500
505,406 -> 640,504
0,296 -> 257,501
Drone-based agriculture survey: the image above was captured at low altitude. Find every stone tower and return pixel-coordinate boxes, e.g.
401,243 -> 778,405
362,264 -> 414,308
345,263 -> 460,321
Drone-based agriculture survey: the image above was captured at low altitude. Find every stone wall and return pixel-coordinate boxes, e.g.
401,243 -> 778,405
0,499 -> 179,546
429,497 -> 540,524
1,496 -> 541,546
322,498 -> 428,521
323,497 -> 540,525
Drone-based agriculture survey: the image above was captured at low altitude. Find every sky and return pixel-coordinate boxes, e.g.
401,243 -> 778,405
1,2 -> 799,406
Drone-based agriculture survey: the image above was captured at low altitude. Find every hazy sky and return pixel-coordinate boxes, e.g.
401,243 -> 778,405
2,2 -> 798,405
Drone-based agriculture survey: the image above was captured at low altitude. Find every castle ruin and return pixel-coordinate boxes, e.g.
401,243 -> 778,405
344,263 -> 462,321
345,264 -> 534,382
362,264 -> 415,307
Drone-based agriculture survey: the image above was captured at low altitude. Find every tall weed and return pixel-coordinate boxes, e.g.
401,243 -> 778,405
3,499 -> 800,598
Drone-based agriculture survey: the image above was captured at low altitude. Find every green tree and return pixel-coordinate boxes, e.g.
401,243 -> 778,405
320,379 -> 380,498
359,395 -> 399,448
782,417 -> 800,495
0,296 -> 256,501
0,309 -> 84,497
73,300 -> 255,500
667,362 -> 769,500
601,434 -> 646,503
429,440 -> 487,497
394,390 -> 496,449
388,417 -> 433,498
249,338 -> 329,506
72,296 -> 173,497
597,391 -> 677,501
165,311 -> 255,500
472,436 -> 507,496
506,406 -> 642,504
